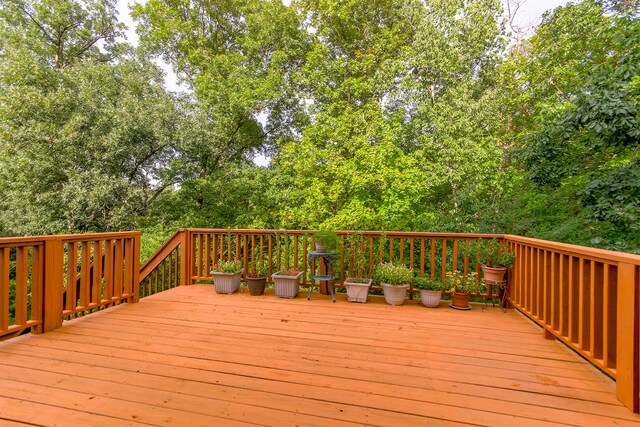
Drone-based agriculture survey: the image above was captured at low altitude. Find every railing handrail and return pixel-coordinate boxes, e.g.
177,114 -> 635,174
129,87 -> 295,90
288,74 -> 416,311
186,228 -> 505,239
505,234 -> 640,265
0,231 -> 140,247
139,229 -> 184,282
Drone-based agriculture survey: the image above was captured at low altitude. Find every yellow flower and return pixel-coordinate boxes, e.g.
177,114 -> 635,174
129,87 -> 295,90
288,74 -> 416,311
456,280 -> 461,284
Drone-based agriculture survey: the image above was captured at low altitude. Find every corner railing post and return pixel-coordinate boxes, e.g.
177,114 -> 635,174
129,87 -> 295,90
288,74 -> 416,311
132,233 -> 141,303
180,229 -> 190,286
42,237 -> 64,333
616,262 -> 639,413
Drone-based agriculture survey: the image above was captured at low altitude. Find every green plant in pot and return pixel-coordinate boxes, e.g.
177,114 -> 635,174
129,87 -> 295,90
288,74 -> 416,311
445,270 -> 483,309
375,262 -> 413,306
313,230 -> 339,253
414,277 -> 448,308
466,239 -> 516,282
344,232 -> 372,303
272,231 -> 302,298
210,260 -> 243,294
246,247 -> 268,296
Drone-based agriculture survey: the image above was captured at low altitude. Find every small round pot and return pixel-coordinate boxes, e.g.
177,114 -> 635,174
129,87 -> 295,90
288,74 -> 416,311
451,292 -> 471,309
482,265 -> 507,282
420,290 -> 442,308
381,283 -> 408,306
246,276 -> 267,296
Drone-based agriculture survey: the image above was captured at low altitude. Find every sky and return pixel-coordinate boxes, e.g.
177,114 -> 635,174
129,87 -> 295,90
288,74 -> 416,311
116,0 -> 573,93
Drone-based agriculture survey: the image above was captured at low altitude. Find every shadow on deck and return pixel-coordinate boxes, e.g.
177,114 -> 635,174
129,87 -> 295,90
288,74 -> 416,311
1,285 -> 639,426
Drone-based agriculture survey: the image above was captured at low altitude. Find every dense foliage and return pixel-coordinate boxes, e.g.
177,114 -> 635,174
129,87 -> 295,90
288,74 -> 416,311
1,0 -> 638,254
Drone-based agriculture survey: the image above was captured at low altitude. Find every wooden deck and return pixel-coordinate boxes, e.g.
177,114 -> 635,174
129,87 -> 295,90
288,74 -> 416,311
1,285 -> 639,426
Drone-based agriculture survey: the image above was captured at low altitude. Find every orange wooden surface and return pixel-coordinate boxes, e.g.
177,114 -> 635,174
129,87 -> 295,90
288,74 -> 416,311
1,285 -> 639,426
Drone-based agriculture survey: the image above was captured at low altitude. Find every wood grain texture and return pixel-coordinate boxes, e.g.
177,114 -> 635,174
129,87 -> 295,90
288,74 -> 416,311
1,285 -> 639,426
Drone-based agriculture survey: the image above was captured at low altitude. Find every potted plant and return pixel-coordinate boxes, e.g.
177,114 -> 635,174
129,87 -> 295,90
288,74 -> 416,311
375,262 -> 413,306
272,232 -> 302,298
466,239 -> 516,282
210,260 -> 243,294
343,232 -> 372,303
313,230 -> 339,253
414,277 -> 448,308
246,249 -> 268,296
445,270 -> 483,310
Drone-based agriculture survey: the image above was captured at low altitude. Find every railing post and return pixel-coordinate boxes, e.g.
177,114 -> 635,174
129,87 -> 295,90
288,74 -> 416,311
41,237 -> 64,333
180,229 -> 190,286
616,262 -> 639,413
132,234 -> 141,303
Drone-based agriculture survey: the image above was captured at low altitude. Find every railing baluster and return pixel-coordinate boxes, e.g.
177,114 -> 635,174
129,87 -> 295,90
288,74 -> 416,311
80,242 -> 90,311
235,234 -> 241,261
268,235 -> 273,279
66,242 -> 78,312
430,240 -> 436,279
452,239 -> 458,272
14,247 -> 28,326
440,240 -> 447,282
243,234 -> 249,277
409,238 -> 414,272
579,258 -> 587,351
31,245 -> 43,332
419,239 -> 425,278
93,241 -> 102,305
205,234 -> 211,278
0,248 -> 10,331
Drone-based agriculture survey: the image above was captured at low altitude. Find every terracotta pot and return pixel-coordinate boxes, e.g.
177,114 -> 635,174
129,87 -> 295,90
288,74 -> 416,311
420,290 -> 442,308
246,276 -> 266,296
482,265 -> 507,282
381,283 -> 408,306
272,271 -> 303,298
451,292 -> 470,309
344,277 -> 372,303
210,271 -> 242,294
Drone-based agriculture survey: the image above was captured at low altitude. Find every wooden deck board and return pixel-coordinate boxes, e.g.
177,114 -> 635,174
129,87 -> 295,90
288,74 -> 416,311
1,285 -> 640,426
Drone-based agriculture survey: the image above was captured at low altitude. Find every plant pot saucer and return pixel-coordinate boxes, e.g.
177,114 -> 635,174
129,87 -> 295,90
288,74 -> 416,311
449,303 -> 471,310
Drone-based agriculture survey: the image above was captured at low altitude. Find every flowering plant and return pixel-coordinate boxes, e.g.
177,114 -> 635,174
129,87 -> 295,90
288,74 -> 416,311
445,271 -> 483,294
211,260 -> 243,274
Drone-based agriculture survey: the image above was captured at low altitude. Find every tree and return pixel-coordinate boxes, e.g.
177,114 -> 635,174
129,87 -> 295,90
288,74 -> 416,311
0,0 -> 124,68
271,0 -> 506,231
0,0 -> 181,235
498,0 -> 640,251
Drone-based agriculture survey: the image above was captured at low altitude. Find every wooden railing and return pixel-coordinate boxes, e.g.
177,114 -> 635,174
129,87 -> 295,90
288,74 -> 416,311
139,230 -> 185,298
1,227 -> 638,413
185,228 -> 506,298
504,235 -> 640,413
0,232 -> 140,339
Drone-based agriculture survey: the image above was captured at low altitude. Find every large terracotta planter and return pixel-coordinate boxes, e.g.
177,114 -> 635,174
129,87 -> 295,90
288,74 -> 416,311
482,265 -> 507,282
381,283 -> 408,306
344,277 -> 372,303
420,290 -> 442,308
272,271 -> 303,298
451,292 -> 471,309
246,276 -> 267,296
210,271 -> 242,294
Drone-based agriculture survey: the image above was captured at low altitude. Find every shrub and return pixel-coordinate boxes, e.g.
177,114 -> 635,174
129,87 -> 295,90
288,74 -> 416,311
375,262 -> 413,285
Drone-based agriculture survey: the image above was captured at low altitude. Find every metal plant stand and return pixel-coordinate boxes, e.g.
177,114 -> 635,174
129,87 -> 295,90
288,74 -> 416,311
307,251 -> 338,302
483,279 -> 508,313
